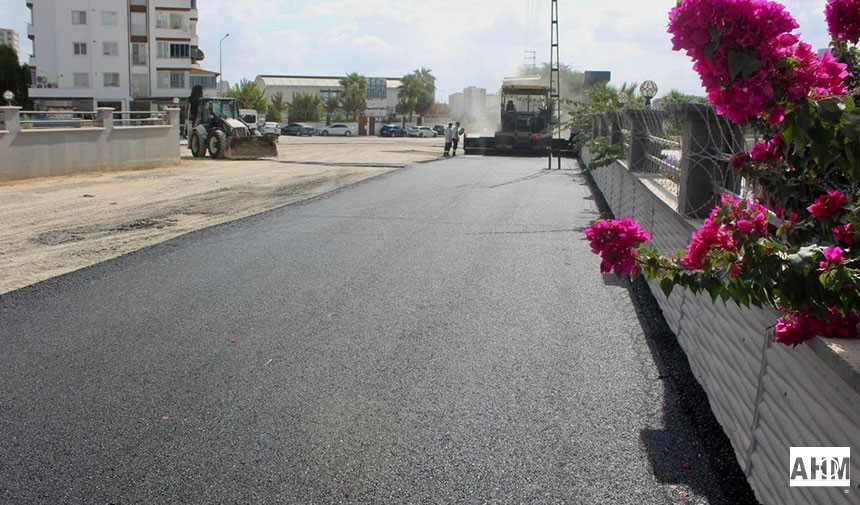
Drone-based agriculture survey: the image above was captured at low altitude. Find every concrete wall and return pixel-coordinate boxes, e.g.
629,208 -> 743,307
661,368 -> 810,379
0,106 -> 180,182
583,148 -> 860,505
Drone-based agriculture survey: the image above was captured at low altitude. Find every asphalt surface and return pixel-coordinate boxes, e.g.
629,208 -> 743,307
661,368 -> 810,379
0,156 -> 757,504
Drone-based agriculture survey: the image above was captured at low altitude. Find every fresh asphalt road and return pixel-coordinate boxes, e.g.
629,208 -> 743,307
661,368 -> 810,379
0,156 -> 756,504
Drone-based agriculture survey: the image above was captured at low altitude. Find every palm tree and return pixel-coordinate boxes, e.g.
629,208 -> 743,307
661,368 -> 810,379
339,72 -> 368,121
223,79 -> 268,113
397,73 -> 421,121
414,67 -> 436,116
288,92 -> 323,122
267,91 -> 288,122
323,96 -> 340,124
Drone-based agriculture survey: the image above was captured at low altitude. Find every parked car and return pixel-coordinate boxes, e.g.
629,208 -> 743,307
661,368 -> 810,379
260,122 -> 280,137
379,124 -> 408,137
280,123 -> 316,136
432,124 -> 447,137
317,123 -> 356,136
407,126 -> 438,138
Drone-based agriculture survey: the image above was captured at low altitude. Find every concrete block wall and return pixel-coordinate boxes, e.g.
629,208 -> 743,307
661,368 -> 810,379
0,107 -> 180,182
584,149 -> 860,505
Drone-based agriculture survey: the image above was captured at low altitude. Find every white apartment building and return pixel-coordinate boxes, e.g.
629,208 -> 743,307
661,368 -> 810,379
27,0 -> 217,112
0,28 -> 20,59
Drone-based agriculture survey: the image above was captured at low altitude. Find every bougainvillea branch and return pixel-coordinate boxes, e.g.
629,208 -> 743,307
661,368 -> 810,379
585,0 -> 860,346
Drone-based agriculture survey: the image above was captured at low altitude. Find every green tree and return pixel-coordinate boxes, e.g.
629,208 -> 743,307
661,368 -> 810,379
323,95 -> 340,124
397,68 -> 437,119
223,79 -> 268,114
661,88 -> 708,106
0,45 -> 31,108
338,72 -> 367,120
414,67 -> 436,115
396,73 -> 421,120
267,91 -> 288,122
288,92 -> 323,122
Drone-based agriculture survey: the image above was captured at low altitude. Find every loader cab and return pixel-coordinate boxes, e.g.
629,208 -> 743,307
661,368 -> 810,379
197,98 -> 240,126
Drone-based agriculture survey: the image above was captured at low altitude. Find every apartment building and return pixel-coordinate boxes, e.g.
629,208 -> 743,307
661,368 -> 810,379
0,28 -> 20,59
26,0 -> 217,112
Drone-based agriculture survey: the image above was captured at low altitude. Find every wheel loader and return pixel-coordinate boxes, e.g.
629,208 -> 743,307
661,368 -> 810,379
463,83 -> 573,157
185,87 -> 277,160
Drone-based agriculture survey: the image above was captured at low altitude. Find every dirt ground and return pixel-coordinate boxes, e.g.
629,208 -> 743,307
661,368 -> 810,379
0,136 -> 444,294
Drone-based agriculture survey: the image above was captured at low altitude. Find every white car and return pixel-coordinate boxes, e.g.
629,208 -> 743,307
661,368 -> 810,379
407,126 -> 437,138
260,122 -> 280,137
317,123 -> 356,136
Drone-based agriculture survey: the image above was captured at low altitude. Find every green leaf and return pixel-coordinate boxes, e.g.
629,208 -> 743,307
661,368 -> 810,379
728,50 -> 762,80
660,278 -> 675,297
817,98 -> 843,124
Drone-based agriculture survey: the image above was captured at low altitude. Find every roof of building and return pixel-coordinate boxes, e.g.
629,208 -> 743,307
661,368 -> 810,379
257,75 -> 402,88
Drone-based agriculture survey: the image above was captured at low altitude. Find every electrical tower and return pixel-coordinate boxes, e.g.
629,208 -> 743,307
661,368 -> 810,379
549,0 -> 561,169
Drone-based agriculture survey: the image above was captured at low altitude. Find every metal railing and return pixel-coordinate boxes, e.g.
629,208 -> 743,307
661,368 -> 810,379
591,103 -> 745,218
113,111 -> 168,127
18,110 -> 104,129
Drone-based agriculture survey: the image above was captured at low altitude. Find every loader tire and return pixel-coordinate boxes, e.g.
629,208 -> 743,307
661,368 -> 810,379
190,132 -> 205,158
208,129 -> 227,159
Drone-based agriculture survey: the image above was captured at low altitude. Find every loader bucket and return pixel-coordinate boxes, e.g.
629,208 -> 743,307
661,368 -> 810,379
223,135 -> 278,159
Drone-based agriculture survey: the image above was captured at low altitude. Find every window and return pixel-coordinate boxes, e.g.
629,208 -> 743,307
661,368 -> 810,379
157,42 -> 189,59
103,73 -> 120,87
73,42 -> 87,55
367,78 -> 387,99
73,73 -> 89,88
157,71 -> 186,89
131,43 -> 148,65
103,42 -> 118,56
131,73 -> 149,97
130,12 -> 147,37
189,74 -> 216,89
170,43 -> 189,58
72,10 -> 87,25
156,11 -> 183,30
102,11 -> 118,26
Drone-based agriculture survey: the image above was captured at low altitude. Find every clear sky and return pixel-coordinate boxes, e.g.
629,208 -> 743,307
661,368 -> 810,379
0,0 -> 834,102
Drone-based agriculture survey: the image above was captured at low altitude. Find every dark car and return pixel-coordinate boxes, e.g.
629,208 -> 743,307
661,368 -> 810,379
280,123 -> 316,136
379,124 -> 407,137
432,124 -> 446,137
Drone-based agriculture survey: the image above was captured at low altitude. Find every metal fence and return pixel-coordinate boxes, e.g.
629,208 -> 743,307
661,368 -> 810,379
591,103 -> 745,218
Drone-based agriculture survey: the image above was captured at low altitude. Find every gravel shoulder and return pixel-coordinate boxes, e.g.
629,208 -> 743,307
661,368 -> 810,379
0,136 -> 443,294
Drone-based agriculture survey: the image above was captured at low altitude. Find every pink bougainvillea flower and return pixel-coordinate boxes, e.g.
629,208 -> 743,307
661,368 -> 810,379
826,0 -> 860,44
729,152 -> 750,171
668,0 -> 848,123
819,245 -> 845,270
767,106 -> 786,125
682,194 -> 771,269
807,190 -> 848,219
584,217 -> 651,276
774,310 -> 822,346
832,223 -> 856,246
775,307 -> 860,346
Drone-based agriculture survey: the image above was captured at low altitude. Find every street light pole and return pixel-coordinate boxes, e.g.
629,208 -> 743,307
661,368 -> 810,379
219,33 -> 229,96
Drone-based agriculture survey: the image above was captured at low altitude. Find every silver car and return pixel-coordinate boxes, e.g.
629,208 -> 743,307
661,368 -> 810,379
317,123 -> 356,136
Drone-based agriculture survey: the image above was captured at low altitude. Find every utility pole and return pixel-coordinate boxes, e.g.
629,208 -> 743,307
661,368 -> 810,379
549,0 -> 561,169
219,33 -> 229,97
